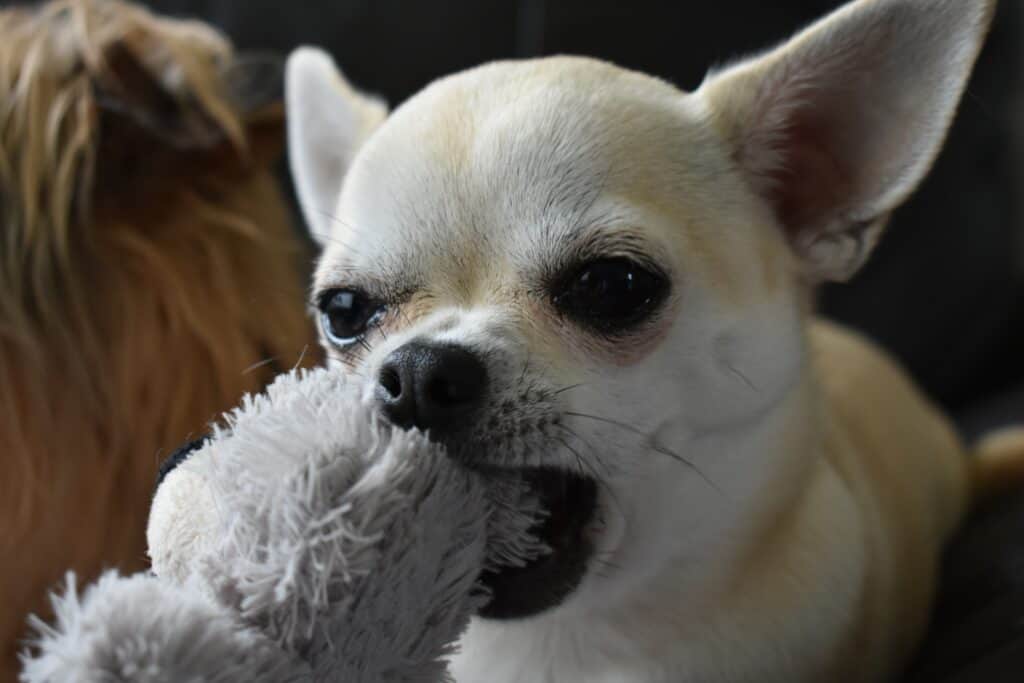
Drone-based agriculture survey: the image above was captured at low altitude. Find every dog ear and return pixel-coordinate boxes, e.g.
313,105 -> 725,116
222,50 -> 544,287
286,47 -> 388,244
91,40 -> 291,208
95,38 -> 228,150
699,0 -> 995,282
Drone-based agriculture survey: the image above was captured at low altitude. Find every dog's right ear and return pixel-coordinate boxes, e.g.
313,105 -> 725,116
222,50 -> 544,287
286,48 -> 388,244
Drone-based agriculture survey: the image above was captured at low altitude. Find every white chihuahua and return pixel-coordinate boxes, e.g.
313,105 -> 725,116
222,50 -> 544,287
285,0 -> 1022,680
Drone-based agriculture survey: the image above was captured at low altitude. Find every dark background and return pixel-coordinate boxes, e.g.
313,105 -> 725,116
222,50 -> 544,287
5,1 -> 1024,680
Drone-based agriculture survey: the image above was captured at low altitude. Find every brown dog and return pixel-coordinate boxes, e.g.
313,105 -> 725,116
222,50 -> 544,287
0,0 -> 316,678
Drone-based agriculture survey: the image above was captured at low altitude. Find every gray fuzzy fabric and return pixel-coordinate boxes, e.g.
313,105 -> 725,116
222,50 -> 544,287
21,368 -> 544,682
19,571 -> 302,682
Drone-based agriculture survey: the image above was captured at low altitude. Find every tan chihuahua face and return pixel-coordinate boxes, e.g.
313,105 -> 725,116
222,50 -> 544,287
288,0 -> 992,638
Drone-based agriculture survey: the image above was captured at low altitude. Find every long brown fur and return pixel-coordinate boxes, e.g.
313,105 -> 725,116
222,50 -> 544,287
0,1 -> 317,678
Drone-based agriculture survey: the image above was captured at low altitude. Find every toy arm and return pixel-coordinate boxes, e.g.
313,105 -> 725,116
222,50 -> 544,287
19,571 -> 303,683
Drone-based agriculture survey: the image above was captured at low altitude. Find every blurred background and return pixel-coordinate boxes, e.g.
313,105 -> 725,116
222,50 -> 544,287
123,0 -> 1024,433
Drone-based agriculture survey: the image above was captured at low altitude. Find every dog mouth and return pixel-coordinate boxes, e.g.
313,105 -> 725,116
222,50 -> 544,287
476,466 -> 599,620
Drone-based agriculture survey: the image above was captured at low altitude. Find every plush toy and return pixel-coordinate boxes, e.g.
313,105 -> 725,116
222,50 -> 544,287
18,368 -> 545,682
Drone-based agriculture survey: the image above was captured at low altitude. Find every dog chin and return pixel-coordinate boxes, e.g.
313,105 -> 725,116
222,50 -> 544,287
476,466 -> 600,620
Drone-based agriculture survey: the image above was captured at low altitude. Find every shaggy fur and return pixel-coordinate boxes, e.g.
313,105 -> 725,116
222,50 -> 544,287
0,1 -> 316,678
21,367 -> 544,682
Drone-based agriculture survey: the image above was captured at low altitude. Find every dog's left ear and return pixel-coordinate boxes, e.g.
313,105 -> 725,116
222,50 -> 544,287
699,0 -> 996,282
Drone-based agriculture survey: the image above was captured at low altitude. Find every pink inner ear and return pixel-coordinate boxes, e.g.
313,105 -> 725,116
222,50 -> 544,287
704,0 -> 992,281
758,101 -> 857,242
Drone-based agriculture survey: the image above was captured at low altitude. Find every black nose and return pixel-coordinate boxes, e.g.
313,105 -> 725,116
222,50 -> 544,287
376,342 -> 488,434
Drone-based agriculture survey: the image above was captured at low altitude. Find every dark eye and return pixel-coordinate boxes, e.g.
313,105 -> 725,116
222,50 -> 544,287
318,289 -> 386,347
552,257 -> 669,333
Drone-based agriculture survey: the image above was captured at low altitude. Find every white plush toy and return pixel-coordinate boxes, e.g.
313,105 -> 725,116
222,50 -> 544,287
19,368 -> 545,682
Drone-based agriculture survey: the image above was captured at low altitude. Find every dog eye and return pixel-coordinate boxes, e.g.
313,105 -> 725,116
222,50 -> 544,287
552,257 -> 668,333
318,289 -> 386,347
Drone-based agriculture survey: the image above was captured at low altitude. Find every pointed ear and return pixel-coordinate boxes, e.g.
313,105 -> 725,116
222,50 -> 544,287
286,47 -> 387,243
699,0 -> 995,282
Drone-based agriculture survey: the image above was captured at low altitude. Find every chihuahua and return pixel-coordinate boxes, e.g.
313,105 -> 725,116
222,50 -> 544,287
286,0 -> 1024,680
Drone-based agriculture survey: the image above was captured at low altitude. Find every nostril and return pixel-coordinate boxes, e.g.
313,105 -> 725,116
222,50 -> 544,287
379,365 -> 402,399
